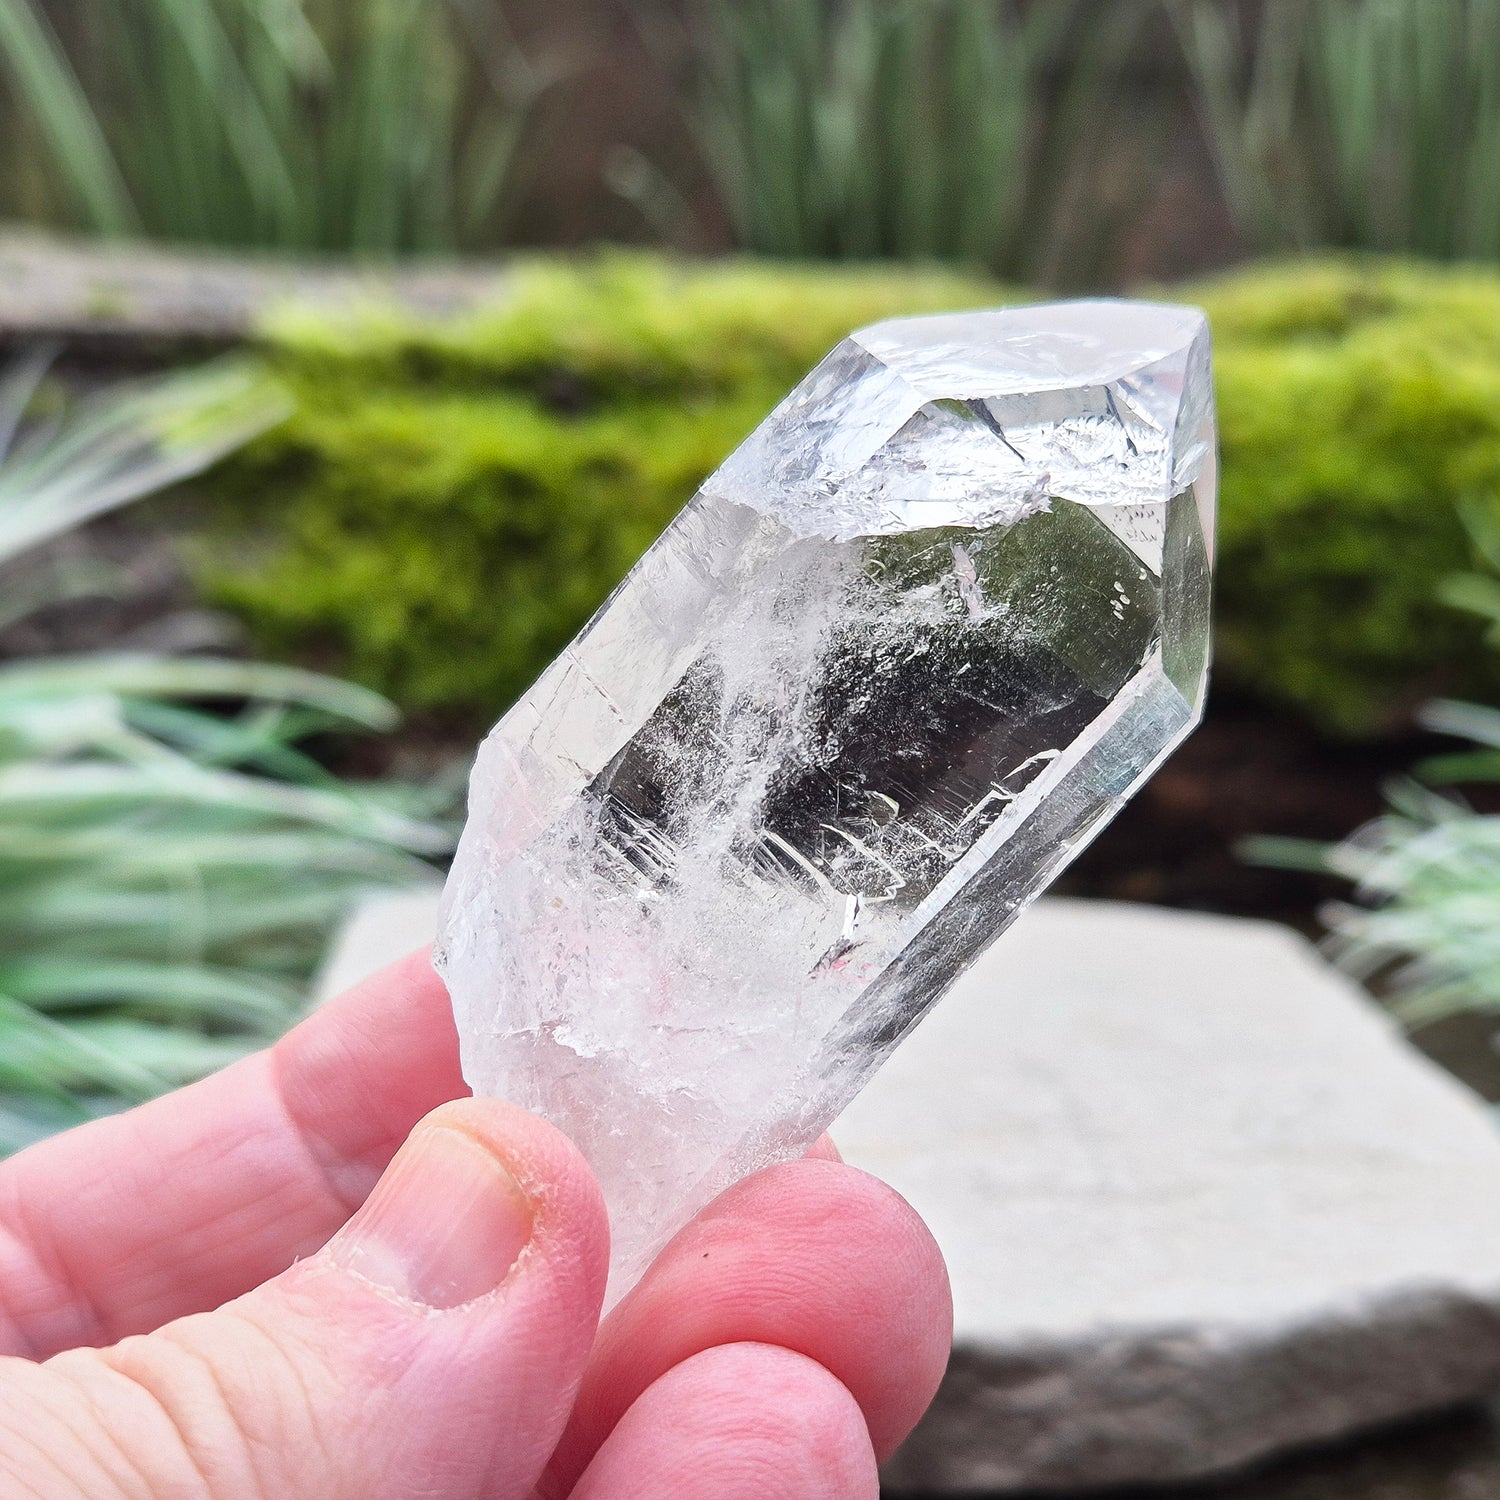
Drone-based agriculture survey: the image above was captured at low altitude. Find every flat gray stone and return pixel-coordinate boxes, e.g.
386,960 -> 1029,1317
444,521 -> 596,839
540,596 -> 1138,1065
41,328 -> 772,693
836,899 -> 1500,1492
314,885 -> 442,1003
316,893 -> 1500,1490
0,229 -> 508,351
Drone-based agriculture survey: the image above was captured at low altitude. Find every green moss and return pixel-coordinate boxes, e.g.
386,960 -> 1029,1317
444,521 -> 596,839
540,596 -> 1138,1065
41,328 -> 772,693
1190,258 -> 1500,731
211,255 -> 998,721
203,252 -> 1500,735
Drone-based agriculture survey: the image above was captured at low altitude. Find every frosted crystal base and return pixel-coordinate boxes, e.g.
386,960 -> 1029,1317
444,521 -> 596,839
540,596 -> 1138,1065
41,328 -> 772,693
437,301 -> 1216,1303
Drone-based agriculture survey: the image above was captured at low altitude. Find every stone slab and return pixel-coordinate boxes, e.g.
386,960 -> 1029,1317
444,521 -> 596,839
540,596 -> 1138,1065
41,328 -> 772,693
838,900 -> 1500,1492
315,893 -> 1500,1490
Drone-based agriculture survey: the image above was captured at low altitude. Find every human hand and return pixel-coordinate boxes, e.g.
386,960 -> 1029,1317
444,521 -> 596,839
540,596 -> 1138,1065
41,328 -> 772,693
0,952 -> 952,1498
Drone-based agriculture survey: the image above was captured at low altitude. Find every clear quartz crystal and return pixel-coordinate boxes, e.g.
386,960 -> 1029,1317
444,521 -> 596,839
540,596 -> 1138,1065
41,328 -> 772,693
437,300 -> 1216,1303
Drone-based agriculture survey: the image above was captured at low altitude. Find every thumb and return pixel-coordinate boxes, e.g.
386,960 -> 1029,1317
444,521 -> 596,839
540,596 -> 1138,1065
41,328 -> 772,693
0,1100 -> 610,1500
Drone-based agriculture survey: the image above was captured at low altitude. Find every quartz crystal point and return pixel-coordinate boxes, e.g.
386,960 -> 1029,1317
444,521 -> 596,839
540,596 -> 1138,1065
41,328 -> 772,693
437,300 -> 1216,1303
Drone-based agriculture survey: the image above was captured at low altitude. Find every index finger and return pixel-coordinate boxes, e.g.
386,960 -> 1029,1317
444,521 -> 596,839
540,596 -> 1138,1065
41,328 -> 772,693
0,949 -> 463,1360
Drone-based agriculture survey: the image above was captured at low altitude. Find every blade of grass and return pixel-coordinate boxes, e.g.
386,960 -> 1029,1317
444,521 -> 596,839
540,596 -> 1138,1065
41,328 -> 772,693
0,956 -> 298,1026
0,0 -> 136,233
0,655 -> 397,729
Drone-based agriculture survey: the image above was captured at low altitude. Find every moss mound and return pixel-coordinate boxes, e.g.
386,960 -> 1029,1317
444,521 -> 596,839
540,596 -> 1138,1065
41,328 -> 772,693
204,254 -> 1500,734
1198,258 -> 1500,731
208,257 -> 995,722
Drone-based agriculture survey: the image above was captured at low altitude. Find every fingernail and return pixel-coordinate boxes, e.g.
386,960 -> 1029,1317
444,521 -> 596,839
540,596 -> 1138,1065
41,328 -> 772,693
327,1125 -> 534,1309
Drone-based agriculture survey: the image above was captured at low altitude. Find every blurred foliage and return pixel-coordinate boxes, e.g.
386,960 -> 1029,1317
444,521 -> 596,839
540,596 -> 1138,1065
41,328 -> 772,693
663,0 -> 1144,282
0,0 -> 561,253
1,0 -> 1496,280
0,351 -> 286,557
1174,0 -> 1500,260
0,353 -> 449,1151
197,254 -> 1500,738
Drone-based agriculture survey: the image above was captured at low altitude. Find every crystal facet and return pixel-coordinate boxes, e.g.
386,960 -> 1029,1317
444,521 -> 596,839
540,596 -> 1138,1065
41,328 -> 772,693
437,300 -> 1216,1301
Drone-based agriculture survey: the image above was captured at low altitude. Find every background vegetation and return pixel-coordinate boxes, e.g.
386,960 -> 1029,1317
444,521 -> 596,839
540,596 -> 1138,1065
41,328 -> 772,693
202,257 -> 991,718
5,0 -> 1498,269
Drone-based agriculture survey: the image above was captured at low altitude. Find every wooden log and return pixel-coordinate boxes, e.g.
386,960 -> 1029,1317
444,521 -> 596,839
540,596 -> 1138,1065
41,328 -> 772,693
0,228 -> 509,355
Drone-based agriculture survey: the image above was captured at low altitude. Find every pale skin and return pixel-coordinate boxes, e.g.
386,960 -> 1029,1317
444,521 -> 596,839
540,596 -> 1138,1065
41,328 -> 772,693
0,952 -> 954,1498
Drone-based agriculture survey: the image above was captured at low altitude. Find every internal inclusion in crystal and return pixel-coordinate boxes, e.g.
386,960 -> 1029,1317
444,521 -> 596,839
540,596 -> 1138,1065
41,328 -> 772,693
437,301 -> 1215,1302
600,503 -> 1157,931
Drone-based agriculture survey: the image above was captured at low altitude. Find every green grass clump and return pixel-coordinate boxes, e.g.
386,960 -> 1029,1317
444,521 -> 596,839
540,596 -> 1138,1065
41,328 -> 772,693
202,253 -> 1500,735
1174,0 -> 1500,262
0,0 -> 552,254
0,352 -> 450,1149
678,0 -> 1138,283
